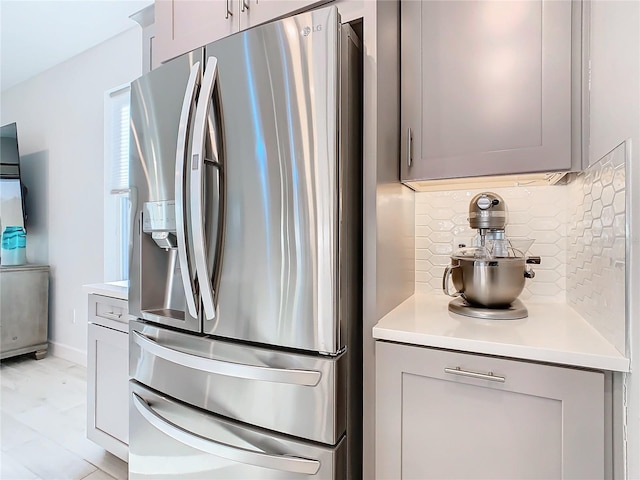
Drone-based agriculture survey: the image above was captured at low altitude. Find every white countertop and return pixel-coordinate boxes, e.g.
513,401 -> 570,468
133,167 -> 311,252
373,294 -> 630,372
82,281 -> 129,301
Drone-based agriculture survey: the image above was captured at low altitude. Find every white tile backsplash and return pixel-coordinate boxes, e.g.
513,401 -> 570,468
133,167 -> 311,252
414,146 -> 628,356
415,186 -> 568,302
567,142 -> 627,354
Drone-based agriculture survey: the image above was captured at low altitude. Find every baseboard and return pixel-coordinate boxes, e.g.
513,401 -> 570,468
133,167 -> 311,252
48,341 -> 87,367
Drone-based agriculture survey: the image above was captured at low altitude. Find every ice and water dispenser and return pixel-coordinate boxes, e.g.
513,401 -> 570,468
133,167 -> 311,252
134,199 -> 196,326
143,201 -> 177,249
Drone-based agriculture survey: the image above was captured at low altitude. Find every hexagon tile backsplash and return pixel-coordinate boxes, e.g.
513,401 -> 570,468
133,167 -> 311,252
414,143 -> 627,354
567,142 -> 626,354
415,185 -> 568,302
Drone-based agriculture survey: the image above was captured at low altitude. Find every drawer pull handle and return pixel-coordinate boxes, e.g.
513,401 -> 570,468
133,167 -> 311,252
132,331 -> 322,386
102,311 -> 123,320
132,393 -> 320,474
444,366 -> 505,383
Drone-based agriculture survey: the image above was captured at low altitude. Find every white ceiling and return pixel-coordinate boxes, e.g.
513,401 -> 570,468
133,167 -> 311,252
0,0 -> 153,92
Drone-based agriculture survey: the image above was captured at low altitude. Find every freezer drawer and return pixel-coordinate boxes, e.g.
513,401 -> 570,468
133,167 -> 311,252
130,320 -> 346,445
130,382 -> 346,480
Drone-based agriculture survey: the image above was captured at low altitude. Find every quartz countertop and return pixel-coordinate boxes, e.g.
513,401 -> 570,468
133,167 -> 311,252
82,281 -> 128,301
373,294 -> 630,372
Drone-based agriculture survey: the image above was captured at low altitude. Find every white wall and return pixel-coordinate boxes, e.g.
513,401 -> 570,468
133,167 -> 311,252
589,1 -> 640,478
0,27 -> 142,365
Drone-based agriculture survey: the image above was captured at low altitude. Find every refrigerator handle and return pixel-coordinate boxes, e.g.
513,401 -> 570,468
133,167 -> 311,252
175,61 -> 202,319
132,393 -> 321,475
191,56 -> 219,321
132,331 -> 322,386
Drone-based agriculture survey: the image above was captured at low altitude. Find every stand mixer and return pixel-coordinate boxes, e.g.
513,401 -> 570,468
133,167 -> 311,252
469,192 -> 507,250
443,192 -> 540,320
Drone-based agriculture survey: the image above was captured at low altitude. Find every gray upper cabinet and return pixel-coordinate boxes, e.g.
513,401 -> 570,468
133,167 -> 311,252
401,0 -> 587,182
154,0 -> 236,65
238,0 -> 323,31
154,0 -> 323,65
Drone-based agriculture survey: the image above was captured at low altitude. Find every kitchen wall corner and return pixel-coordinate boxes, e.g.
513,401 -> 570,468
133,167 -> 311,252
567,141 -> 627,355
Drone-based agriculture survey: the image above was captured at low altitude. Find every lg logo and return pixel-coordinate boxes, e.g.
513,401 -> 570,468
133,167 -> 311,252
301,25 -> 322,36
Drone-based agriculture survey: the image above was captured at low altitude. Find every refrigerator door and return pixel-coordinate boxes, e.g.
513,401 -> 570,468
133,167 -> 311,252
129,319 -> 346,445
201,6 -> 343,354
129,49 -> 204,333
129,382 -> 346,480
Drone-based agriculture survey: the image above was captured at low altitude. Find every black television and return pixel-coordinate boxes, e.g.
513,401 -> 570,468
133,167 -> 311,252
1,122 -> 21,178
0,123 -> 27,230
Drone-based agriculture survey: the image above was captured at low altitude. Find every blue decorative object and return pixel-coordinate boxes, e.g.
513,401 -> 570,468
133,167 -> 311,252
1,226 -> 26,265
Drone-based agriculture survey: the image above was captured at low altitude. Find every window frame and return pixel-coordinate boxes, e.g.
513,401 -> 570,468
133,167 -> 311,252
103,83 -> 131,282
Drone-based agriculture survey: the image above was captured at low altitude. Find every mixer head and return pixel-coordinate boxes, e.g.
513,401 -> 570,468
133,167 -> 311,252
468,192 -> 507,231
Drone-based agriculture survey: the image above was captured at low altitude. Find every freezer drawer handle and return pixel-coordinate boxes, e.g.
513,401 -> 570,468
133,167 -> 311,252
444,366 -> 506,383
132,331 -> 322,386
132,393 -> 321,475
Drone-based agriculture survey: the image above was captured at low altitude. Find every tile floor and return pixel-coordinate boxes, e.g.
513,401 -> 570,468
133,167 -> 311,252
1,354 -> 128,480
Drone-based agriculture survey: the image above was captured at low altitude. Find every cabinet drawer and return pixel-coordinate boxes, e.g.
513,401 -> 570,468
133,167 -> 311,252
89,294 -> 129,332
375,341 -> 605,479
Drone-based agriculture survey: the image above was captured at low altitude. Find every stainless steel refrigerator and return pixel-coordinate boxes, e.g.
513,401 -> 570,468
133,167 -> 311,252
128,5 -> 362,479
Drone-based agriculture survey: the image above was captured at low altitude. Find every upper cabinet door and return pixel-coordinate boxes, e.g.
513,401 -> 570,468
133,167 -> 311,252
154,0 -> 238,64
238,0 -> 324,31
401,0 -> 584,182
154,0 -> 328,66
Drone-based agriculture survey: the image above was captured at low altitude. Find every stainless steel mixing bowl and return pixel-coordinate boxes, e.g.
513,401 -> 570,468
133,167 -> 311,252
443,256 -> 534,307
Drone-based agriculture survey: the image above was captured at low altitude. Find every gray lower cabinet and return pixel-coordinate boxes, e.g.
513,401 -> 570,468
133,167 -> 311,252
400,0 -> 587,182
375,341 -> 604,479
0,265 -> 49,360
87,294 -> 129,461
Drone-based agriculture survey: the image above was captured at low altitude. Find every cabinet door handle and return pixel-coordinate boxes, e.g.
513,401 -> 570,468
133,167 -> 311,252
444,366 -> 505,383
225,0 -> 233,18
241,0 -> 249,12
406,127 -> 413,168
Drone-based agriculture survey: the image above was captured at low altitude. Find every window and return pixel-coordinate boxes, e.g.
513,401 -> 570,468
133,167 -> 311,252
104,85 -> 131,282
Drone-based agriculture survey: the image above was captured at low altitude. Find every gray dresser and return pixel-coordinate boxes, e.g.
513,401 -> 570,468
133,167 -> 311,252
0,264 -> 49,360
